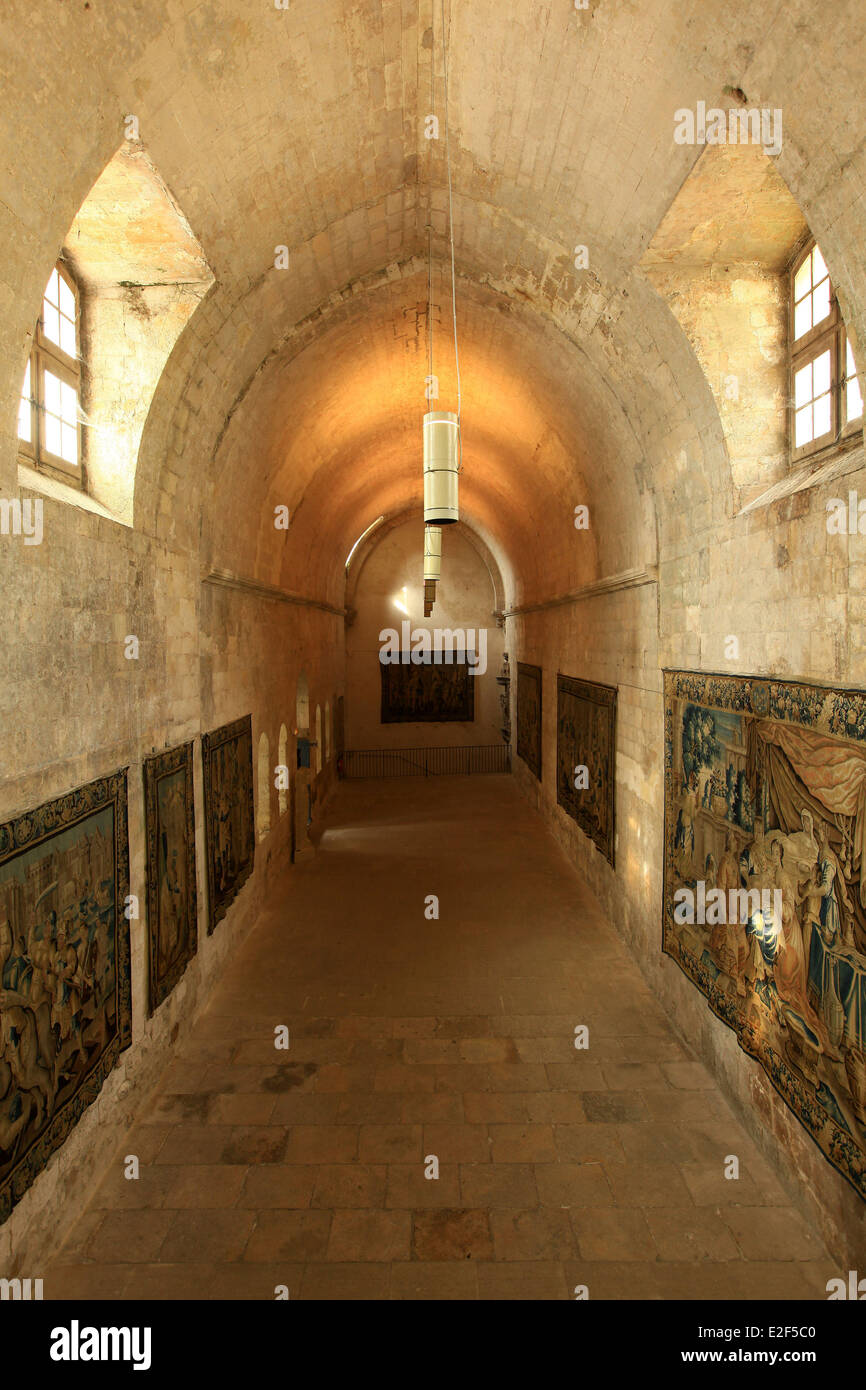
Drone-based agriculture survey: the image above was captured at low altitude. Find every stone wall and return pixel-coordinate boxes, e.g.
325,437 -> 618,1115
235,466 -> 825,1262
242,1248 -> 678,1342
0,506 -> 343,1271
509,474 -> 866,1270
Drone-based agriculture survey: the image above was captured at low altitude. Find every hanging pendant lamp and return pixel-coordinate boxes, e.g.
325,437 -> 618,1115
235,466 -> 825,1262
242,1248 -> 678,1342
423,523 -> 441,616
423,416 -> 459,524
424,523 -> 442,579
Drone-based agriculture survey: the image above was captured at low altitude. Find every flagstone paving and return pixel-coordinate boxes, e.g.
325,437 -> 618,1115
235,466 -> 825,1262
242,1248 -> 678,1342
45,777 -> 837,1300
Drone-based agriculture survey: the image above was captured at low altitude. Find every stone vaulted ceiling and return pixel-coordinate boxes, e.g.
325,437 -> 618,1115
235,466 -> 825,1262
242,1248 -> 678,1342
3,0 -> 866,604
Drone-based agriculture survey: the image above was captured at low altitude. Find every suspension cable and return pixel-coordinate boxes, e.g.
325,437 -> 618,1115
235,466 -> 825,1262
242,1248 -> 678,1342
440,0 -> 461,456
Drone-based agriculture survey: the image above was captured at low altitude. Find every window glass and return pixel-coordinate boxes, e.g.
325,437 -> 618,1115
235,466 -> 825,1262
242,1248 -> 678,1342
793,349 -> 832,448
43,368 -> 79,464
17,359 -> 31,442
793,245 -> 832,343
846,339 -> 863,423
42,267 -> 76,357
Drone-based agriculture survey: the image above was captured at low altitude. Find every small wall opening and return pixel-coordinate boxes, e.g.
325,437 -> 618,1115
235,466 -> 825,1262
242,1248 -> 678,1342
296,671 -> 310,735
278,723 -> 288,816
257,731 -> 271,841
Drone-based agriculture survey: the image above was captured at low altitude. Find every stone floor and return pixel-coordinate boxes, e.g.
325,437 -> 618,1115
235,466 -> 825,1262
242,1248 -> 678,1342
46,775 -> 836,1299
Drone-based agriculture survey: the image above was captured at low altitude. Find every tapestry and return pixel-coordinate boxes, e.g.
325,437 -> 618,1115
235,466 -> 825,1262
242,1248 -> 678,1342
201,715 -> 255,935
664,669 -> 866,1201
143,743 -> 198,1015
516,662 -> 542,780
556,674 -> 617,866
0,770 -> 131,1223
380,659 -> 474,723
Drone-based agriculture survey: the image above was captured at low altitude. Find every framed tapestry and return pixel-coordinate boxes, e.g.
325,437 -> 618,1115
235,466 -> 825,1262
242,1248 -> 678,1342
143,742 -> 198,1016
516,662 -> 542,781
0,769 -> 131,1224
201,715 -> 255,936
663,669 -> 866,1202
380,659 -> 474,723
556,674 -> 617,866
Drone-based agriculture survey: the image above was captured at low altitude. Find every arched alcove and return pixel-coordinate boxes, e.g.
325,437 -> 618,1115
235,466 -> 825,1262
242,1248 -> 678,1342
295,672 -> 310,735
277,723 -> 288,816
344,514 -> 506,752
16,139 -> 213,524
257,731 -> 270,841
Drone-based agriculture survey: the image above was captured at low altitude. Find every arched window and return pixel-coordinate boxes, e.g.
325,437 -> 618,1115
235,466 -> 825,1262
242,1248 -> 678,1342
315,705 -> 322,775
257,732 -> 271,841
278,724 -> 288,816
18,262 -> 82,483
789,239 -> 862,462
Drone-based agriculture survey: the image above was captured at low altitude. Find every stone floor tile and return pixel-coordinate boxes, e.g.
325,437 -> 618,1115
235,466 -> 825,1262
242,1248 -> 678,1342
284,1126 -> 359,1163
327,1210 -> 411,1261
162,1164 -> 248,1208
389,1261 -> 478,1299
412,1209 -> 494,1261
534,1163 -> 614,1208
476,1261 -> 569,1299
358,1124 -> 423,1163
459,1163 -> 538,1208
462,1091 -> 531,1123
490,1208 -> 577,1261
721,1206 -> 830,1261
45,1264 -> 134,1300
644,1206 -> 742,1261
160,1209 -> 255,1262
489,1124 -> 557,1162
579,1092 -> 650,1123
301,1263 -> 391,1299
243,1211 -> 333,1262
386,1164 -> 462,1208
87,1210 -> 176,1264
602,1162 -> 695,1209
238,1165 -> 317,1209
207,1264 -> 304,1300
570,1207 -> 657,1261
423,1123 -> 491,1162
311,1164 -> 388,1208
115,1263 -> 215,1300
220,1126 -> 289,1165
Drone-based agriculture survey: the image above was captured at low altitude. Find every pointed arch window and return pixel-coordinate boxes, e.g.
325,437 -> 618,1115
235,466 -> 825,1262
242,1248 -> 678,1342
789,240 -> 862,462
18,261 -> 83,483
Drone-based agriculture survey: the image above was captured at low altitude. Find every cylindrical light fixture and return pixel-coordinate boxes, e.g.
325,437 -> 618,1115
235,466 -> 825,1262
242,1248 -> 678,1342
423,411 -> 459,524
423,524 -> 442,581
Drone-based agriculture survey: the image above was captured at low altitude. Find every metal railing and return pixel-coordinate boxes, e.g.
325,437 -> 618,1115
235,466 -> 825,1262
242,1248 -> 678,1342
343,744 -> 510,778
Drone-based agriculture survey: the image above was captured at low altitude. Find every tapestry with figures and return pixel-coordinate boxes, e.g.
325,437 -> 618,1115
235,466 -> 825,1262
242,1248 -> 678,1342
664,670 -> 866,1200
